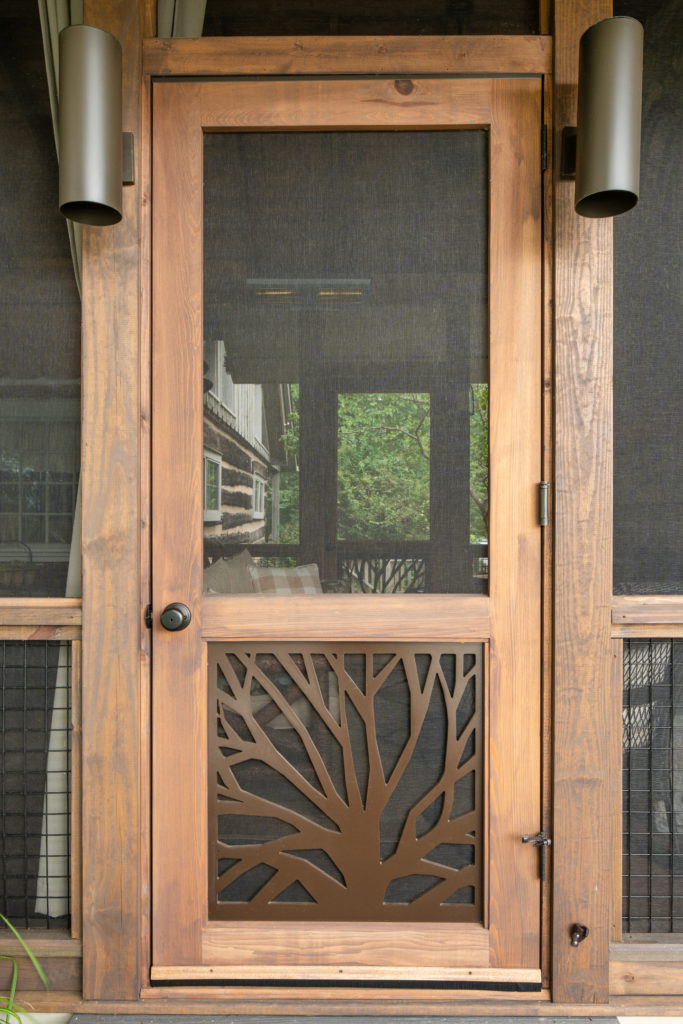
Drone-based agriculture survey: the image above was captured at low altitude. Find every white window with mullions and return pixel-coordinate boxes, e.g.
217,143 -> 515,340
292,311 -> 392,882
204,338 -> 235,415
204,449 -> 222,523
0,398 -> 80,561
252,472 -> 266,520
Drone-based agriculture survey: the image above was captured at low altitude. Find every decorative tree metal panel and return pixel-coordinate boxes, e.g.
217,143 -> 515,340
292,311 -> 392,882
209,642 -> 483,921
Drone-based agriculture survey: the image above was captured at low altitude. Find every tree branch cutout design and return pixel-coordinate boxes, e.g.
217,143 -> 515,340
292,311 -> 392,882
209,643 -> 483,922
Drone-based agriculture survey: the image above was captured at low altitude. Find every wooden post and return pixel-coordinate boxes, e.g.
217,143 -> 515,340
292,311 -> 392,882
80,0 -> 145,1001
553,0 -> 614,1004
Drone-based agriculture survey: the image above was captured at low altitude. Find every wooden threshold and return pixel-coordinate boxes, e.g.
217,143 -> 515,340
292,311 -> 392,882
19,990 -> 683,1015
143,34 -> 552,78
151,965 -> 541,984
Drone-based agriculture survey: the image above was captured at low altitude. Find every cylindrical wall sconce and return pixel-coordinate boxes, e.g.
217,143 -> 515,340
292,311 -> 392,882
575,16 -> 643,218
58,25 -> 122,225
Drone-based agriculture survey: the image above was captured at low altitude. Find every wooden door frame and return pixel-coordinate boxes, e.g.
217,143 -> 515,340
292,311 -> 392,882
74,0 -> 623,1009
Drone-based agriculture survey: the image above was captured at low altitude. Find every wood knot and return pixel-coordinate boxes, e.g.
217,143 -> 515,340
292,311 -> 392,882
394,80 -> 415,95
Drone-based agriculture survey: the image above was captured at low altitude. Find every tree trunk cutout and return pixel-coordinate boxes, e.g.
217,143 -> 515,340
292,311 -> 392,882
209,642 -> 483,922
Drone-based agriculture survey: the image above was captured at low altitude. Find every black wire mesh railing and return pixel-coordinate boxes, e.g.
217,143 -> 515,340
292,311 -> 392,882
622,638 -> 683,933
1,640 -> 71,929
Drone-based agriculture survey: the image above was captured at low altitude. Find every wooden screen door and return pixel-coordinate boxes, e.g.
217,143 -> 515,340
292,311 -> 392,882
151,76 -> 542,987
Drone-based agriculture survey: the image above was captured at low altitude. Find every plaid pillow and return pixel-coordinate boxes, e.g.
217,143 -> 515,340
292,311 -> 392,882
204,549 -> 255,593
249,563 -> 322,595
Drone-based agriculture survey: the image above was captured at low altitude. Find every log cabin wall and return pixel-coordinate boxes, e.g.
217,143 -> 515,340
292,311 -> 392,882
1,0 -> 681,1013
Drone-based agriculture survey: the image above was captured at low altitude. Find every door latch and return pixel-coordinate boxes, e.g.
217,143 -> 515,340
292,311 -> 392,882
522,831 -> 552,882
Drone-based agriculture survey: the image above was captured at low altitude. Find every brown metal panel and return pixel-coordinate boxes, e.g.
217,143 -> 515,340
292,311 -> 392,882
552,0 -> 614,1005
208,642 -> 484,922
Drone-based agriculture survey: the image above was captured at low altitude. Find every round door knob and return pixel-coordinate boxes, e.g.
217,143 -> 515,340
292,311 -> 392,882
160,602 -> 192,632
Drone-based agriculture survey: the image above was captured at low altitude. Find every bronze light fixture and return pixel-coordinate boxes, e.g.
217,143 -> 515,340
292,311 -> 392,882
575,16 -> 644,218
58,25 -> 122,225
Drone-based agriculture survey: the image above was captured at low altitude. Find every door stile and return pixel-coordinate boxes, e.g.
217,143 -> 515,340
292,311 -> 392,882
152,82 -> 206,966
487,79 -> 542,967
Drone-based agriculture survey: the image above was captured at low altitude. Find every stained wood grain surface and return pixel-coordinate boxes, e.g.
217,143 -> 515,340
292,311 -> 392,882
0,957 -> 81,993
200,921 -> 489,971
151,81 -> 206,969
609,960 -> 683,995
552,0 -> 613,1006
199,75 -> 494,130
610,941 -> 683,960
23,992 -> 683,1015
612,595 -> 683,624
541,66 -> 555,992
486,77 -> 542,971
0,599 -> 81,626
612,623 -> 683,639
202,593 -> 489,640
152,965 -> 541,983
80,0 -> 144,1002
0,624 -> 81,640
143,34 -> 551,77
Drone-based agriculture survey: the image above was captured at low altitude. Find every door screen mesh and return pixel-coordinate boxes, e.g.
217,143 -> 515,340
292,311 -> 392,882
613,0 -> 682,594
622,639 -> 683,933
200,0 -> 539,35
1,640 -> 72,929
203,130 -> 489,595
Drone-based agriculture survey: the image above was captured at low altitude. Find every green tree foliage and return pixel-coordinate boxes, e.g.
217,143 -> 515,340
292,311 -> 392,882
469,383 -> 489,542
337,393 -> 430,540
273,384 -> 300,543
273,384 -> 488,547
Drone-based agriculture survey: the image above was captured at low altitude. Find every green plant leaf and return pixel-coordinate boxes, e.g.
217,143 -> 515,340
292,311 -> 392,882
0,916 -> 49,991
0,952 -> 20,1024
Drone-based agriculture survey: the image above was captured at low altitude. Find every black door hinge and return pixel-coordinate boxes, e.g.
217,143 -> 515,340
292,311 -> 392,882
522,831 -> 552,882
541,124 -> 548,173
144,603 -> 153,629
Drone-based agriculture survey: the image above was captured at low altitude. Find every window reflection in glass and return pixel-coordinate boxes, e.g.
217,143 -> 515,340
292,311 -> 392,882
203,130 -> 488,594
